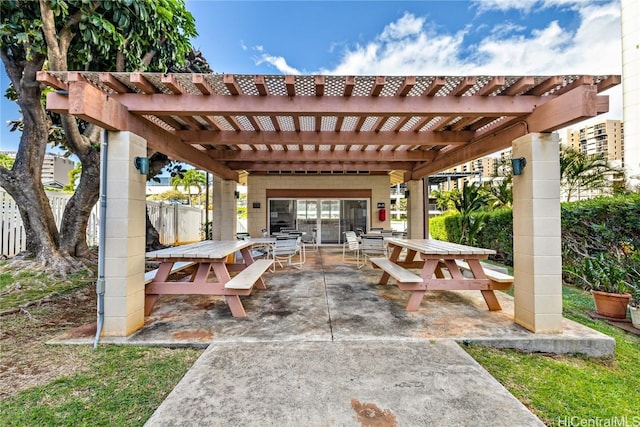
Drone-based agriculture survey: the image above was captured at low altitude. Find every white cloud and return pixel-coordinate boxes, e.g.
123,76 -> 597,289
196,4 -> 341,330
247,3 -> 622,118
472,0 -> 540,13
472,0 -> 615,13
318,24 -> 470,75
490,22 -> 527,37
317,4 -> 621,119
379,12 -> 425,41
255,54 -> 301,75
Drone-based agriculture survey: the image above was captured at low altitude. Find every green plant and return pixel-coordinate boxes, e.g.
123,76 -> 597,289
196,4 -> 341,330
626,252 -> 640,307
629,284 -> 640,308
565,252 -> 630,294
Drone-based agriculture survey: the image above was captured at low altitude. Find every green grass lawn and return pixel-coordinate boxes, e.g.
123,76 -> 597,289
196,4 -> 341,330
464,285 -> 640,426
0,346 -> 202,427
1,263 -> 638,426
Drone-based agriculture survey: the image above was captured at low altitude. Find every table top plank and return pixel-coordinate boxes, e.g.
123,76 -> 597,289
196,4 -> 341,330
386,238 -> 496,256
146,240 -> 253,260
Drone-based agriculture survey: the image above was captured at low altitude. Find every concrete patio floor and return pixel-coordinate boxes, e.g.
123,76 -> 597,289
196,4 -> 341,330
55,247 -> 613,357
53,247 -> 614,426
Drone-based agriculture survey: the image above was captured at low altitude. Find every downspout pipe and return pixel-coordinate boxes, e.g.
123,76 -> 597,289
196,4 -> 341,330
93,130 -> 108,350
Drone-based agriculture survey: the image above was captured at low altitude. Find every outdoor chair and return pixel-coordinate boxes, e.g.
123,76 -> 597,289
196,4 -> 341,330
360,234 -> 387,267
268,236 -> 303,271
287,231 -> 306,263
342,231 -> 362,268
301,228 -> 317,252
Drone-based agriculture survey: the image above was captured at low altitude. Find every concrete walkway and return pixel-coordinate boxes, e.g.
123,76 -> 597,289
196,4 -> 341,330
54,248 -> 613,425
145,340 -> 544,426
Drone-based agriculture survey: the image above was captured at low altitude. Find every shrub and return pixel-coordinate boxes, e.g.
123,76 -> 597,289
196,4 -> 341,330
428,193 -> 640,269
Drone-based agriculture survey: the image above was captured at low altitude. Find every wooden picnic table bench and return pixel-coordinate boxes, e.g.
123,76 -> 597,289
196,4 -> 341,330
145,240 -> 273,318
372,238 -> 513,311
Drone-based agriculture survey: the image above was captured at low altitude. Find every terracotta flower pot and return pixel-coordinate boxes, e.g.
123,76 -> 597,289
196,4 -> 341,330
591,290 -> 631,319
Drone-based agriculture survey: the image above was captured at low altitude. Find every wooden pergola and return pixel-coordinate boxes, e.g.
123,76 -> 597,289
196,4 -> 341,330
38,72 -> 619,184
37,71 -> 620,337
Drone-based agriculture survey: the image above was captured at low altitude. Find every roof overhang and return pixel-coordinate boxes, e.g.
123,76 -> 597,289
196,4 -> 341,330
37,72 -> 620,184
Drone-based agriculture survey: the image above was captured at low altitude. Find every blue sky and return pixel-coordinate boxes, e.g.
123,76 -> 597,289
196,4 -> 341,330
0,0 -> 623,152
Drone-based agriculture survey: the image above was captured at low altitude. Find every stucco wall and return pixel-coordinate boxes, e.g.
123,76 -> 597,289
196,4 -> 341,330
246,174 -> 391,238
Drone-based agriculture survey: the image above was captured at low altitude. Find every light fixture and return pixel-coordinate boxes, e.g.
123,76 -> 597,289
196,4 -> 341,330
512,157 -> 527,176
134,156 -> 149,175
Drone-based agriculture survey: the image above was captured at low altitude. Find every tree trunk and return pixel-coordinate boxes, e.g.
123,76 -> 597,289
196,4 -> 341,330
0,54 -> 77,272
58,147 -> 101,258
145,207 -> 164,251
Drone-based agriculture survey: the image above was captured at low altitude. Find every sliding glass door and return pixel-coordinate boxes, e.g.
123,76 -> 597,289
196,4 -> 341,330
268,198 -> 369,245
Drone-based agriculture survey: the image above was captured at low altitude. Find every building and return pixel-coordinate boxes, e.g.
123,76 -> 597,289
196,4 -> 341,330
622,0 -> 640,188
566,120 -> 624,168
1,151 -> 74,188
434,149 -> 512,191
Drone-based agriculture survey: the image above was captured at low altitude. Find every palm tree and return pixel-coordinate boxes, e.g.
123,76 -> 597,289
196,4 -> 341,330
560,146 -> 621,202
170,169 -> 207,205
487,177 -> 513,208
452,182 -> 489,245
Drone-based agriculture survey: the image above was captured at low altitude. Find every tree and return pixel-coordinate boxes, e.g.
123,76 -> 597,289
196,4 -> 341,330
0,0 -> 196,272
147,189 -> 189,204
170,169 -> 206,206
452,182 -> 489,245
0,154 -> 14,169
560,145 -> 621,202
62,162 -> 82,192
487,157 -> 513,208
431,188 -> 459,212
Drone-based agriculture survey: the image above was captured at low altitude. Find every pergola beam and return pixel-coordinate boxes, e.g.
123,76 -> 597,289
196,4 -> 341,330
227,161 -> 413,172
207,149 -> 437,162
113,93 -> 552,116
44,80 -> 238,181
175,130 -> 474,146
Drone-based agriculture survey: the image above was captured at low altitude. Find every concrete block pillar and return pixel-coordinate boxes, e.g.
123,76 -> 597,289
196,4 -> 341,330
406,179 -> 424,239
103,131 -> 147,336
512,132 -> 563,333
621,0 -> 640,188
212,177 -> 237,240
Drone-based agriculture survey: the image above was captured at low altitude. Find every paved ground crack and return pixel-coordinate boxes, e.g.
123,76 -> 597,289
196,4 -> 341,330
319,248 -> 335,341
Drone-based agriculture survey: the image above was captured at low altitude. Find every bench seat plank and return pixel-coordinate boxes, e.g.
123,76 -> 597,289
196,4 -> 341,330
454,260 -> 514,283
225,259 -> 273,290
145,261 -> 195,284
370,258 -> 423,283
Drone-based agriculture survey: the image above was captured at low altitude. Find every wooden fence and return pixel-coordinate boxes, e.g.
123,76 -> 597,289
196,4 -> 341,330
0,189 -> 205,257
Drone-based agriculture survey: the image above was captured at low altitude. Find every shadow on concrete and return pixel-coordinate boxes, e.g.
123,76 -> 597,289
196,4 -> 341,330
54,247 -> 613,357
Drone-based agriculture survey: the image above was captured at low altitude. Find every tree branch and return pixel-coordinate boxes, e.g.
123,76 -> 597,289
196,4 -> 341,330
59,2 -> 99,57
39,0 -> 64,70
140,35 -> 167,69
59,114 -> 91,158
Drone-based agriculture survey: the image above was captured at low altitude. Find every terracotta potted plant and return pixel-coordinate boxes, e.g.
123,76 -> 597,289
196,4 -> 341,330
568,253 -> 631,319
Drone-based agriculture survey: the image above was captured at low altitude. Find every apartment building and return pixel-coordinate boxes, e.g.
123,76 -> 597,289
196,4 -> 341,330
1,151 -> 74,188
566,120 -> 624,168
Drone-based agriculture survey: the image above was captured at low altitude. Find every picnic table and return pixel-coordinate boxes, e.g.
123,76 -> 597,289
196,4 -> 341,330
145,240 -> 273,317
371,238 -> 513,312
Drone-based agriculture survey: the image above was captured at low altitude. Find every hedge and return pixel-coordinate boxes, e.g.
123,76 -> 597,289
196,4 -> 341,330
428,193 -> 640,269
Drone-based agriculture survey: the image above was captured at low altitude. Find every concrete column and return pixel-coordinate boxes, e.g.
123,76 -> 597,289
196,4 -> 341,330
212,177 -> 237,240
621,0 -> 640,188
512,132 -> 563,333
406,180 -> 424,239
103,131 -> 147,336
